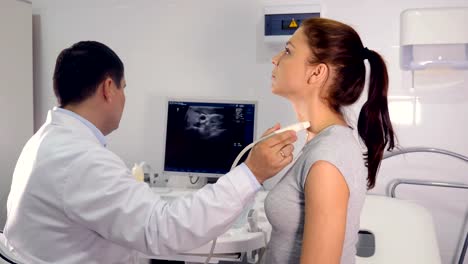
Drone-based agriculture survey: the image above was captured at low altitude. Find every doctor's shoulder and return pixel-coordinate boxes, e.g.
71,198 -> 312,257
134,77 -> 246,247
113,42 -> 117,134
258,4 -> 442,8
72,145 -> 131,176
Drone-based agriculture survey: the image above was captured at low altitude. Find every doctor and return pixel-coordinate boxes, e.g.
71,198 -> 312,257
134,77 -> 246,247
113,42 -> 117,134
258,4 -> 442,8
3,41 -> 297,264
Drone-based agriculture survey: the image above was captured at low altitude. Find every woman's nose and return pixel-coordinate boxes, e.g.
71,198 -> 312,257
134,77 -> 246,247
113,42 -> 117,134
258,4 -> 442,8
272,52 -> 281,66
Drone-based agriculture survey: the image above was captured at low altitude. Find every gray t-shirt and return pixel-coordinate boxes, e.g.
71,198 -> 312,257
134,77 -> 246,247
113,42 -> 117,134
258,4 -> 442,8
264,125 -> 367,264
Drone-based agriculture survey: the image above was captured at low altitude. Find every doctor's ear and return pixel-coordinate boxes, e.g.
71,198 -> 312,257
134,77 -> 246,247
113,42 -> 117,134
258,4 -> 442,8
307,63 -> 328,85
102,77 -> 115,102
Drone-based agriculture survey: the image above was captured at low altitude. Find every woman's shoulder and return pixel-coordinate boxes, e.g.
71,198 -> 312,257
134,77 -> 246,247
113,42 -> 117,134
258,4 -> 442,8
297,125 -> 366,188
305,125 -> 361,155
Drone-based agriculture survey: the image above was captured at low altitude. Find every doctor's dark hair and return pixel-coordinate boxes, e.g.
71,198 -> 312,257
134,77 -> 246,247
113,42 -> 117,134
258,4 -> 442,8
302,18 -> 395,189
53,41 -> 124,107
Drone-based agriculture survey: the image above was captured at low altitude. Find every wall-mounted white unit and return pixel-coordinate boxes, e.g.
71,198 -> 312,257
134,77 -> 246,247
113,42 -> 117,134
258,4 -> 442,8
400,7 -> 468,70
264,4 -> 320,46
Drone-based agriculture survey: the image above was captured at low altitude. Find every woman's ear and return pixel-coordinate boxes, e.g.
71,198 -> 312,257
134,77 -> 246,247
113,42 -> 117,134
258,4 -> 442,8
307,63 -> 328,85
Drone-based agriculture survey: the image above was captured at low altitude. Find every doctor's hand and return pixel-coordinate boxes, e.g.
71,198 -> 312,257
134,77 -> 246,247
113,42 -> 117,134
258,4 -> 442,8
245,123 -> 297,184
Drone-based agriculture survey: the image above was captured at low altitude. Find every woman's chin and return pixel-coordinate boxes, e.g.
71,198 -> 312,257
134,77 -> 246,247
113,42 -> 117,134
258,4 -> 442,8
272,87 -> 287,98
271,84 -> 281,95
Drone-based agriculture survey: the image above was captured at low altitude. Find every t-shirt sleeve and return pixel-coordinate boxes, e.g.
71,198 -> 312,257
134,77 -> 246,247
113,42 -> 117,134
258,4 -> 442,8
298,137 -> 354,191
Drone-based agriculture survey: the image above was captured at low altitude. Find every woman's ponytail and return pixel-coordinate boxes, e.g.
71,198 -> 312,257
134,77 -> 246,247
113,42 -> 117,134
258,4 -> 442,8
357,49 -> 395,189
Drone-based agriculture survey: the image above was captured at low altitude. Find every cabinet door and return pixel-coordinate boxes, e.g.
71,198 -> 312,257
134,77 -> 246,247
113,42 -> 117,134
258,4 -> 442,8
0,0 -> 33,228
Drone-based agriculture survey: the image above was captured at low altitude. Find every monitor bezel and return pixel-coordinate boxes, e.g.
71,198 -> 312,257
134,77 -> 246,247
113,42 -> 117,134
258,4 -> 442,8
162,97 -> 258,178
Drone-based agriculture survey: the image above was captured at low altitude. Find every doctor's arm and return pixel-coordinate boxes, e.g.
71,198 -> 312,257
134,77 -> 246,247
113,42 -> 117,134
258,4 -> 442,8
62,130 -> 296,256
300,160 -> 349,264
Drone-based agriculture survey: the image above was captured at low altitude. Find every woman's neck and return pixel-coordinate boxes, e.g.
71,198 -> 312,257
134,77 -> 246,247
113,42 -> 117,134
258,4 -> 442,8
291,98 -> 347,141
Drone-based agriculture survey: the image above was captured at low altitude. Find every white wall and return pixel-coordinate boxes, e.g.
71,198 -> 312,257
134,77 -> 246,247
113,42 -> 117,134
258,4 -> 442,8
30,0 -> 468,263
0,0 -> 33,229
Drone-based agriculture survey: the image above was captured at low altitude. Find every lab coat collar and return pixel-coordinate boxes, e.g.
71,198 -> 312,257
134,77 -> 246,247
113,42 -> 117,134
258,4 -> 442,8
47,107 -> 107,147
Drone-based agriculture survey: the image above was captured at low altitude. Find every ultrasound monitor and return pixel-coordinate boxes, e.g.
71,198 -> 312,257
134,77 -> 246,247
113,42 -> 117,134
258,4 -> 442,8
163,98 -> 257,178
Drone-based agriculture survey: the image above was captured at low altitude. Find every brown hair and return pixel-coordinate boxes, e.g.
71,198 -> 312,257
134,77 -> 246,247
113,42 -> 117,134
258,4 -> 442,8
302,18 -> 395,189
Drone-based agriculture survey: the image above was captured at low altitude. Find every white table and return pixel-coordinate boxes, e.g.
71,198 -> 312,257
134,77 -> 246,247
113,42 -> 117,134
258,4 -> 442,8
144,188 -> 271,264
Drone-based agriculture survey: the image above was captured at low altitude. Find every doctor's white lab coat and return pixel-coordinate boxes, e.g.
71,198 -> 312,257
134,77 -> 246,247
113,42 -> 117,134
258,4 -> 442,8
3,108 -> 259,264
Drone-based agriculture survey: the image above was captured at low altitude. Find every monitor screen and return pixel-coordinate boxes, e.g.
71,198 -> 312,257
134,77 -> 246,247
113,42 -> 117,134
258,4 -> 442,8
163,99 -> 257,178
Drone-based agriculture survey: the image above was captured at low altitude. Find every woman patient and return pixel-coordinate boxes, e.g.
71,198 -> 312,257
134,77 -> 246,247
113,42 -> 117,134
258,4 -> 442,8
264,17 -> 396,264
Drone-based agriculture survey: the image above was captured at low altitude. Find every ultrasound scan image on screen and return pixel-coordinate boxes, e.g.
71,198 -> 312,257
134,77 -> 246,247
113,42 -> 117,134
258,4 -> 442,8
163,100 -> 256,177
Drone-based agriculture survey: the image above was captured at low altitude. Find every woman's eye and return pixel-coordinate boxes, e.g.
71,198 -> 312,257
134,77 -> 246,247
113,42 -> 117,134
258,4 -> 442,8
284,47 -> 290,55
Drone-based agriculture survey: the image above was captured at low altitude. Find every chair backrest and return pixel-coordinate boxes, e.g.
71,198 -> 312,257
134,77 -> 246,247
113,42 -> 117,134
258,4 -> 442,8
0,233 -> 20,264
356,195 -> 441,264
